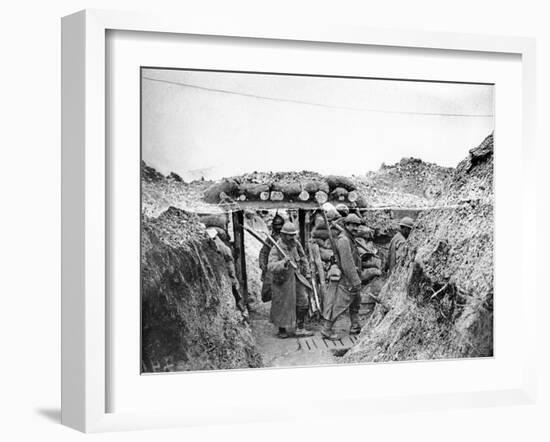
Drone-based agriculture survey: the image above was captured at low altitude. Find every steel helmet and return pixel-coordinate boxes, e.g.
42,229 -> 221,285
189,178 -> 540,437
321,202 -> 339,220
272,214 -> 285,227
281,221 -> 298,235
399,216 -> 414,229
335,203 -> 350,217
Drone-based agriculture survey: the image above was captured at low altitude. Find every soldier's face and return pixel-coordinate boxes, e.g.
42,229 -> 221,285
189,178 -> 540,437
401,226 -> 411,239
282,233 -> 296,245
347,223 -> 360,236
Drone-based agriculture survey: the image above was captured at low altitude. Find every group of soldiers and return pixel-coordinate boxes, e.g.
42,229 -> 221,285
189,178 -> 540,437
259,206 -> 414,340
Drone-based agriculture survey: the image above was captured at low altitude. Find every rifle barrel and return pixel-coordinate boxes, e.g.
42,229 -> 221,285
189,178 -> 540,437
331,222 -> 373,255
242,224 -> 299,270
240,223 -> 270,247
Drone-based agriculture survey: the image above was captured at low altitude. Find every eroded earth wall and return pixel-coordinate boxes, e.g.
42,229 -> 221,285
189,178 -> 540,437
141,207 -> 262,372
345,134 -> 494,362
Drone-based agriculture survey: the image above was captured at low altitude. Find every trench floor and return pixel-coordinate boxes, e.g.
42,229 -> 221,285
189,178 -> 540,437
248,300 -> 366,368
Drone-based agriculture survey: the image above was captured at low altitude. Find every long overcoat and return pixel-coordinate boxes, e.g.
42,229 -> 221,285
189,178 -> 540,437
259,231 -> 280,302
386,231 -> 406,272
267,239 -> 309,329
323,230 -> 362,321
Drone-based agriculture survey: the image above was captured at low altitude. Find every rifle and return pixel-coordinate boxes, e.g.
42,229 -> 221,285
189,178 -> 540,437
319,205 -> 341,268
241,223 -> 314,290
308,248 -> 322,312
330,222 -> 376,256
240,223 -> 299,270
240,223 -> 271,248
264,231 -> 299,271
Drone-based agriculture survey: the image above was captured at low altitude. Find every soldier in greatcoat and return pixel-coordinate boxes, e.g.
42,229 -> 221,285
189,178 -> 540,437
385,216 -> 413,273
259,214 -> 285,302
321,214 -> 363,340
267,222 -> 313,339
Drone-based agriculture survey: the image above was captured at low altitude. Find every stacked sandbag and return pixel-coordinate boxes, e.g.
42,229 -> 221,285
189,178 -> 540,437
238,183 -> 270,197
203,179 -> 239,204
354,236 -> 382,283
360,249 -> 382,283
303,180 -> 330,194
326,175 -> 356,192
330,186 -> 349,201
200,170 -> 366,206
197,213 -> 229,239
356,224 -> 374,240
271,181 -> 302,196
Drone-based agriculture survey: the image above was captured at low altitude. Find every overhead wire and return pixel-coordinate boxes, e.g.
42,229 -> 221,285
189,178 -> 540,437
142,75 -> 494,118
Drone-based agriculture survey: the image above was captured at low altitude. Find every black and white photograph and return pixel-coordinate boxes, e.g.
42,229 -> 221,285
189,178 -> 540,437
140,67 -> 494,373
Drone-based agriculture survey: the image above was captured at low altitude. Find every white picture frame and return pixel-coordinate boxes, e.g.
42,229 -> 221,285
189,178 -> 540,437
61,9 -> 537,433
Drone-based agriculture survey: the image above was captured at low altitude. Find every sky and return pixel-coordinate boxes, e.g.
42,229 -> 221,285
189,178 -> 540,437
141,68 -> 494,181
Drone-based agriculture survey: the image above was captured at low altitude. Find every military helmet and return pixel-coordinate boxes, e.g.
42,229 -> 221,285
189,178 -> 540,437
281,221 -> 298,235
321,202 -> 339,220
399,216 -> 414,229
344,214 -> 362,225
272,214 -> 285,227
335,203 -> 350,217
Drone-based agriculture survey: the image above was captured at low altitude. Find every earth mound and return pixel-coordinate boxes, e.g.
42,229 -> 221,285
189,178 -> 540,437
354,158 -> 453,208
141,161 -> 217,217
344,133 -> 494,362
141,206 -> 262,372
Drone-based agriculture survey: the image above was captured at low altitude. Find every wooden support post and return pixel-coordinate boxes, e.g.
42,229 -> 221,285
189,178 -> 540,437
298,208 -> 308,253
231,210 -> 248,306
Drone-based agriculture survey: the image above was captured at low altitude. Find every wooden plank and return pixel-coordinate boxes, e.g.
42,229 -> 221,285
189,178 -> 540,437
231,210 -> 248,305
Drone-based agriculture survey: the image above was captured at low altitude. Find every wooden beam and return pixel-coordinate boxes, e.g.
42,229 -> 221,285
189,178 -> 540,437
298,209 -> 308,253
231,210 -> 248,306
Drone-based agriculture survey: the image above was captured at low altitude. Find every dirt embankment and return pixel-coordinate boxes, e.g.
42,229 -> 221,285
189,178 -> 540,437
345,134 -> 494,363
354,158 -> 454,208
142,161 -> 216,217
141,207 -> 262,372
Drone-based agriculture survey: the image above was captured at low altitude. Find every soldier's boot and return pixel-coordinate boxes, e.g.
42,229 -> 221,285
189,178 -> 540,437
295,309 -> 313,338
277,327 -> 290,339
320,319 -> 338,340
349,312 -> 362,335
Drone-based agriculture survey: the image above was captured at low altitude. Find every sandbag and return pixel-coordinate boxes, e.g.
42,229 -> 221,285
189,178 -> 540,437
240,183 -> 270,196
356,225 -> 374,239
271,182 -> 302,195
198,213 -> 228,229
356,238 -> 377,256
361,267 -> 382,283
326,175 -> 356,191
304,180 -> 329,193
303,181 -> 320,193
318,182 -> 330,193
354,195 -> 368,208
203,179 -> 238,203
319,247 -> 333,262
313,217 -> 342,230
330,187 -> 349,199
311,227 -> 340,240
211,226 -> 229,241
363,255 -> 382,270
